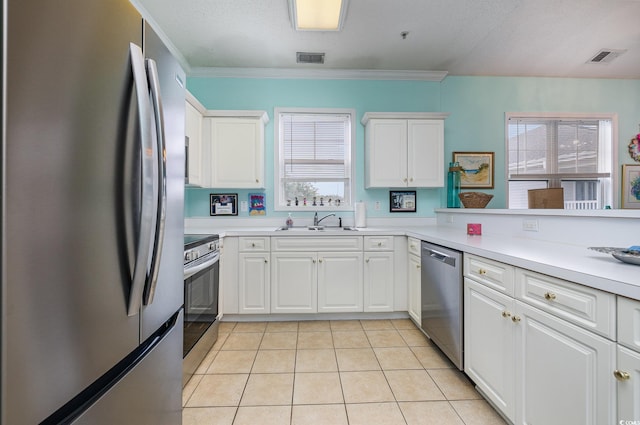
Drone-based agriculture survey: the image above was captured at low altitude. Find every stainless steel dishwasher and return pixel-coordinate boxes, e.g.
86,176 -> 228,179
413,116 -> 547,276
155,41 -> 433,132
421,241 -> 464,370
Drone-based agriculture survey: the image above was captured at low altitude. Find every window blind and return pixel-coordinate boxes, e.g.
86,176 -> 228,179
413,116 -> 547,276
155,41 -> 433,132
280,113 -> 350,181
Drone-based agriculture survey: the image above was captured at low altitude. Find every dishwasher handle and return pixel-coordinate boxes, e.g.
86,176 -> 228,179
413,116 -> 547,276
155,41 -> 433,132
424,247 -> 457,267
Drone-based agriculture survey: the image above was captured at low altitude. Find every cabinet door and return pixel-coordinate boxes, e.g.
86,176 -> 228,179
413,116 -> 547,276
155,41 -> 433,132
407,120 -> 444,187
408,253 -> 421,324
363,252 -> 394,312
209,117 -> 264,188
515,300 -> 616,425
238,253 -> 270,314
365,119 -> 407,188
185,101 -> 203,186
317,252 -> 363,313
616,345 -> 640,422
464,279 -> 516,422
271,253 -> 317,313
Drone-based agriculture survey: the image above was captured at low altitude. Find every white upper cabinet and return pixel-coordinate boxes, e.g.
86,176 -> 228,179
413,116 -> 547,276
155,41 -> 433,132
204,111 -> 268,189
184,98 -> 269,189
185,92 -> 205,186
362,112 -> 448,188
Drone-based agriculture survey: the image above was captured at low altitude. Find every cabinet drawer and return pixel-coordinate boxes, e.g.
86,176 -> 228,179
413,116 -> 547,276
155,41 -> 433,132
238,237 -> 270,252
407,237 -> 420,256
618,296 -> 640,351
516,269 -> 615,339
272,236 -> 363,252
364,236 -> 394,251
464,254 -> 515,296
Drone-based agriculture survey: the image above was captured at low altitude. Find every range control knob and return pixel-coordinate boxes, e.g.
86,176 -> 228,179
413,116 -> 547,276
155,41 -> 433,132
184,250 -> 195,261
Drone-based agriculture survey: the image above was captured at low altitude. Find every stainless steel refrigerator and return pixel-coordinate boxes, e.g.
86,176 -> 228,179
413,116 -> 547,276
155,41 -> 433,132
1,1 -> 185,423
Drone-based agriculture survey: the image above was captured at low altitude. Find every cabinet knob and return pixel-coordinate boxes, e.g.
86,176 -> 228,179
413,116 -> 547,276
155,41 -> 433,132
614,370 -> 631,381
252,243 -> 256,247
511,316 -> 521,323
416,264 -> 420,269
410,177 -> 414,182
502,311 -> 511,318
319,258 -> 323,263
366,258 -> 370,263
403,178 -> 408,182
255,179 -> 259,183
544,292 -> 557,301
378,242 -> 383,246
478,269 -> 487,275
264,259 -> 268,263
313,259 -> 316,263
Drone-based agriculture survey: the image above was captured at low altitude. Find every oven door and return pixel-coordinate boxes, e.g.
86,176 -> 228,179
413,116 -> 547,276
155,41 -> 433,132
183,254 -> 219,352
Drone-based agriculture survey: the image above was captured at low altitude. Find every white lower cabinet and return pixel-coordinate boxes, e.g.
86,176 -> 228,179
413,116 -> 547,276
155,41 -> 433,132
270,253 -> 317,313
270,251 -> 364,314
318,252 -> 364,313
464,278 -> 515,421
617,296 -> 640,422
515,300 -> 615,425
407,252 -> 421,324
464,254 -> 616,425
616,345 -> 640,421
363,252 -> 394,312
238,253 -> 270,314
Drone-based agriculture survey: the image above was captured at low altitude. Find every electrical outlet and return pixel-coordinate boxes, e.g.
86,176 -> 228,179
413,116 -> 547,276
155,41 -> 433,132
240,200 -> 248,212
374,201 -> 381,211
523,219 -> 539,232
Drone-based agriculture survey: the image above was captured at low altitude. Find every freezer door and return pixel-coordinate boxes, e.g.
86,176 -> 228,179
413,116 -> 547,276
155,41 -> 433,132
2,1 -> 148,423
73,311 -> 183,425
140,22 -> 186,341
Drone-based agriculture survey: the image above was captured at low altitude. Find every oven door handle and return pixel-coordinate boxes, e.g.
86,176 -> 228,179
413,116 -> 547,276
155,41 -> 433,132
183,252 -> 220,280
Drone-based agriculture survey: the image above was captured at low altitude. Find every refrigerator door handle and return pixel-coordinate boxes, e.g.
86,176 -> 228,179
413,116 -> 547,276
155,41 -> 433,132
127,43 -> 155,317
143,58 -> 167,306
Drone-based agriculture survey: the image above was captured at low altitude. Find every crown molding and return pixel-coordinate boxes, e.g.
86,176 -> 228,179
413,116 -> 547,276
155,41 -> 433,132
188,67 -> 448,81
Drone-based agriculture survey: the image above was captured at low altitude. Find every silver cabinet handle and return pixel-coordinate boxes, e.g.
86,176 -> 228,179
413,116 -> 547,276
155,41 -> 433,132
511,316 -> 521,323
544,292 -> 557,301
502,311 -> 511,318
127,43 -> 154,317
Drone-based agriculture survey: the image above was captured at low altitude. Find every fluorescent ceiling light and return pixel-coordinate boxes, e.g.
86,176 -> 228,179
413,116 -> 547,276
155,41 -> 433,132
288,0 -> 348,31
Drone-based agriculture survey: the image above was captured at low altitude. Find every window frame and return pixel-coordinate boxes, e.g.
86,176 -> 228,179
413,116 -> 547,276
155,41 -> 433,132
274,107 -> 356,211
504,112 -> 618,209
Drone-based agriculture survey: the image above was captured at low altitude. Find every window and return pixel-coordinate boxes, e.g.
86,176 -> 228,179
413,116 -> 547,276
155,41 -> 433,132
506,113 -> 615,209
275,108 -> 355,210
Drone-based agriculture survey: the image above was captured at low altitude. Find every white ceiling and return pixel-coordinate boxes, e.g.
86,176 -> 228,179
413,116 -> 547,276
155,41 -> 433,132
135,0 -> 640,80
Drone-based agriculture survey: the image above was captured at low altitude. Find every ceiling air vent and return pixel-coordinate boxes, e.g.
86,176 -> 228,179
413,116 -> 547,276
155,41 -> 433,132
588,49 -> 626,64
297,52 -> 325,64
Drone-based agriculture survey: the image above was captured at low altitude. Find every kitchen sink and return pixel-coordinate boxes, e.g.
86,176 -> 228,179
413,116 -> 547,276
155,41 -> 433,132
274,226 -> 358,232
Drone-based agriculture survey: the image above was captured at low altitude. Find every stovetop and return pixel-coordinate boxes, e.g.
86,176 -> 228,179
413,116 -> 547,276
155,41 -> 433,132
184,234 -> 219,250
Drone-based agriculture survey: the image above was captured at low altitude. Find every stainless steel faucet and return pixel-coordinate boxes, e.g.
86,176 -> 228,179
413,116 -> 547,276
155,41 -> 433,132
314,212 -> 336,226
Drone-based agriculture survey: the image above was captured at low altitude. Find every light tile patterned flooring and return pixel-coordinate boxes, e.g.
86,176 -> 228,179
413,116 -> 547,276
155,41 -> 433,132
182,319 -> 507,425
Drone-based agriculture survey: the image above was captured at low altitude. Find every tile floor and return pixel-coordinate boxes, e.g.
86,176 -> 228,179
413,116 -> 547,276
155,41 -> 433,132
182,319 -> 507,425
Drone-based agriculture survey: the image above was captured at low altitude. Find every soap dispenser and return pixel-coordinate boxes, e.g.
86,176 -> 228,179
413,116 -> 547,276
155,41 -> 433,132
286,213 -> 294,229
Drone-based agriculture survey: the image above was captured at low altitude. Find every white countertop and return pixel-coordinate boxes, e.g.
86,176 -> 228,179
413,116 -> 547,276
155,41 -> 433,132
196,224 -> 639,301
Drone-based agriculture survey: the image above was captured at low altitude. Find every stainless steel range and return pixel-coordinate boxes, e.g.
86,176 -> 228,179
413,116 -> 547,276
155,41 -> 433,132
183,234 -> 220,386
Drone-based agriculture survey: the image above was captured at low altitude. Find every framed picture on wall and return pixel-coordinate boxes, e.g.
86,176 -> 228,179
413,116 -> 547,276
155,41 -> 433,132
389,191 -> 417,212
621,164 -> 640,209
210,193 -> 238,216
453,152 -> 495,189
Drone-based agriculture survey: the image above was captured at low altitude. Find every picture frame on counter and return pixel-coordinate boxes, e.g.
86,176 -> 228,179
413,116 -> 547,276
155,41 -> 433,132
210,193 -> 238,216
453,151 -> 494,189
621,164 -> 640,209
390,190 -> 416,212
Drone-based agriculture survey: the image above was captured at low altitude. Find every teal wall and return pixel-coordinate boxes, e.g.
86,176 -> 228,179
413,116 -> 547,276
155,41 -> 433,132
185,75 -> 640,218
